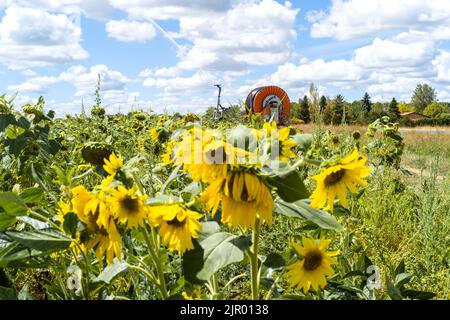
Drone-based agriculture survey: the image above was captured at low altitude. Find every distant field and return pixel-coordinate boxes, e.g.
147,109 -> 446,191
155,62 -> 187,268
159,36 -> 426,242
296,124 -> 450,177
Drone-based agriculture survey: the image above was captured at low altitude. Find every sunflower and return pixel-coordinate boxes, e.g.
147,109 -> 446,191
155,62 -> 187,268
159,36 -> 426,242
84,191 -> 110,230
56,200 -> 71,224
286,237 -> 339,293
310,147 -> 371,212
201,171 -> 274,229
103,153 -> 123,176
182,140 -> 248,183
71,185 -> 112,232
149,204 -> 202,255
85,219 -> 122,265
162,140 -> 178,165
108,185 -> 148,228
71,186 -> 96,231
173,127 -> 247,183
261,121 -> 297,162
149,128 -> 160,142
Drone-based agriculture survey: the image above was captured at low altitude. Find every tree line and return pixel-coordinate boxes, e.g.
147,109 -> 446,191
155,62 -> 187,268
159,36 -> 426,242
291,83 -> 450,125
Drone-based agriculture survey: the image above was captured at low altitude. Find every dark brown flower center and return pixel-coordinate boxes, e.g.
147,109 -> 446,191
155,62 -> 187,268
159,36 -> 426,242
122,196 -> 140,213
227,173 -> 250,202
303,250 -> 323,271
205,146 -> 228,164
167,218 -> 185,228
324,169 -> 345,186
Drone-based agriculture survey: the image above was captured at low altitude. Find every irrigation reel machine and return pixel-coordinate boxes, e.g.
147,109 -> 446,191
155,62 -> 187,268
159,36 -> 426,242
214,85 -> 291,125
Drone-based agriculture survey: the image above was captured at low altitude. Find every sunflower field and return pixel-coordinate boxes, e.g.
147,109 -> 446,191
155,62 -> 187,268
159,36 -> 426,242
0,95 -> 448,301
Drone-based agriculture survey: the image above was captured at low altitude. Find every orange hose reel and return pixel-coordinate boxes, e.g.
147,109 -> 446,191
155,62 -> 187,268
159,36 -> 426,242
245,86 -> 290,123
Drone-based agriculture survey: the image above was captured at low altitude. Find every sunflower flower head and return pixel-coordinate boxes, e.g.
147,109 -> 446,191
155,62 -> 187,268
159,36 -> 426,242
57,200 -> 71,225
162,140 -> 179,165
286,237 -> 339,294
310,147 -> 371,212
86,219 -> 122,265
103,153 -> 124,176
149,128 -> 160,142
261,121 -> 297,162
108,185 -> 148,229
201,171 -> 274,229
149,204 -> 202,255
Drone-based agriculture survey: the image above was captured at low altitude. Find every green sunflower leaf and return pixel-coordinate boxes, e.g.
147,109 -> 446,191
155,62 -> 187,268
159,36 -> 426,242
6,228 -> 72,252
266,166 -> 309,202
183,232 -> 251,283
0,192 -> 28,217
274,198 -> 342,231
94,260 -> 129,284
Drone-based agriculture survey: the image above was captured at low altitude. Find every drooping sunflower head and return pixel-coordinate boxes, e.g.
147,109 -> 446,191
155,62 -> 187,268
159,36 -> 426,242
108,185 -> 148,229
103,153 -> 124,177
149,204 -> 202,255
260,122 -> 297,162
286,237 -> 339,294
71,186 -> 94,223
201,171 -> 274,229
162,140 -> 179,165
56,200 -> 71,225
310,147 -> 371,212
86,219 -> 122,265
262,121 -> 277,134
149,128 -> 160,142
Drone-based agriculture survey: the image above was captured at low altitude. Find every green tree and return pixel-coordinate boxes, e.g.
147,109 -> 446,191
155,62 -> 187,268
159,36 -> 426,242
319,95 -> 327,113
388,97 -> 400,121
411,83 -> 436,112
423,102 -> 450,118
334,94 -> 345,124
299,95 -> 311,123
398,101 -> 413,112
362,92 -> 372,113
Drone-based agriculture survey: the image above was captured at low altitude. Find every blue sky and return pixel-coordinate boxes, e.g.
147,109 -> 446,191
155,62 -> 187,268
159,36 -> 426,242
0,0 -> 449,116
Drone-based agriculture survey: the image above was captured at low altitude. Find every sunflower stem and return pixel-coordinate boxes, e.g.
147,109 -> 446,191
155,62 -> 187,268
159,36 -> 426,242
250,218 -> 261,300
141,226 -> 168,300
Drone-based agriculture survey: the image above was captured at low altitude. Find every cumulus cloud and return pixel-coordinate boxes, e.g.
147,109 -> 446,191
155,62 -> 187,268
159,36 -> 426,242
59,64 -> 131,96
0,6 -> 88,69
7,76 -> 60,93
309,0 -> 450,40
143,71 -> 217,92
367,77 -> 428,100
8,64 -> 130,97
268,58 -> 364,89
2,0 -> 114,20
106,20 -> 157,43
432,50 -> 450,82
109,0 -> 232,20
176,0 -> 298,71
353,38 -> 436,69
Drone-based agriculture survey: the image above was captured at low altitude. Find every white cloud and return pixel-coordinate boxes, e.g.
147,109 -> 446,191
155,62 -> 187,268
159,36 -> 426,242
269,59 -> 364,88
139,66 -> 181,78
7,76 -> 59,93
432,50 -> 450,82
309,0 -> 450,40
176,0 -> 298,71
436,89 -> 450,100
143,71 -> 217,92
353,38 -> 436,69
305,9 -> 325,23
20,69 -> 37,77
110,0 -> 232,20
60,64 -> 131,96
8,64 -> 130,98
0,6 -> 88,69
2,0 -> 114,20
106,20 -> 157,43
367,77 -> 427,100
